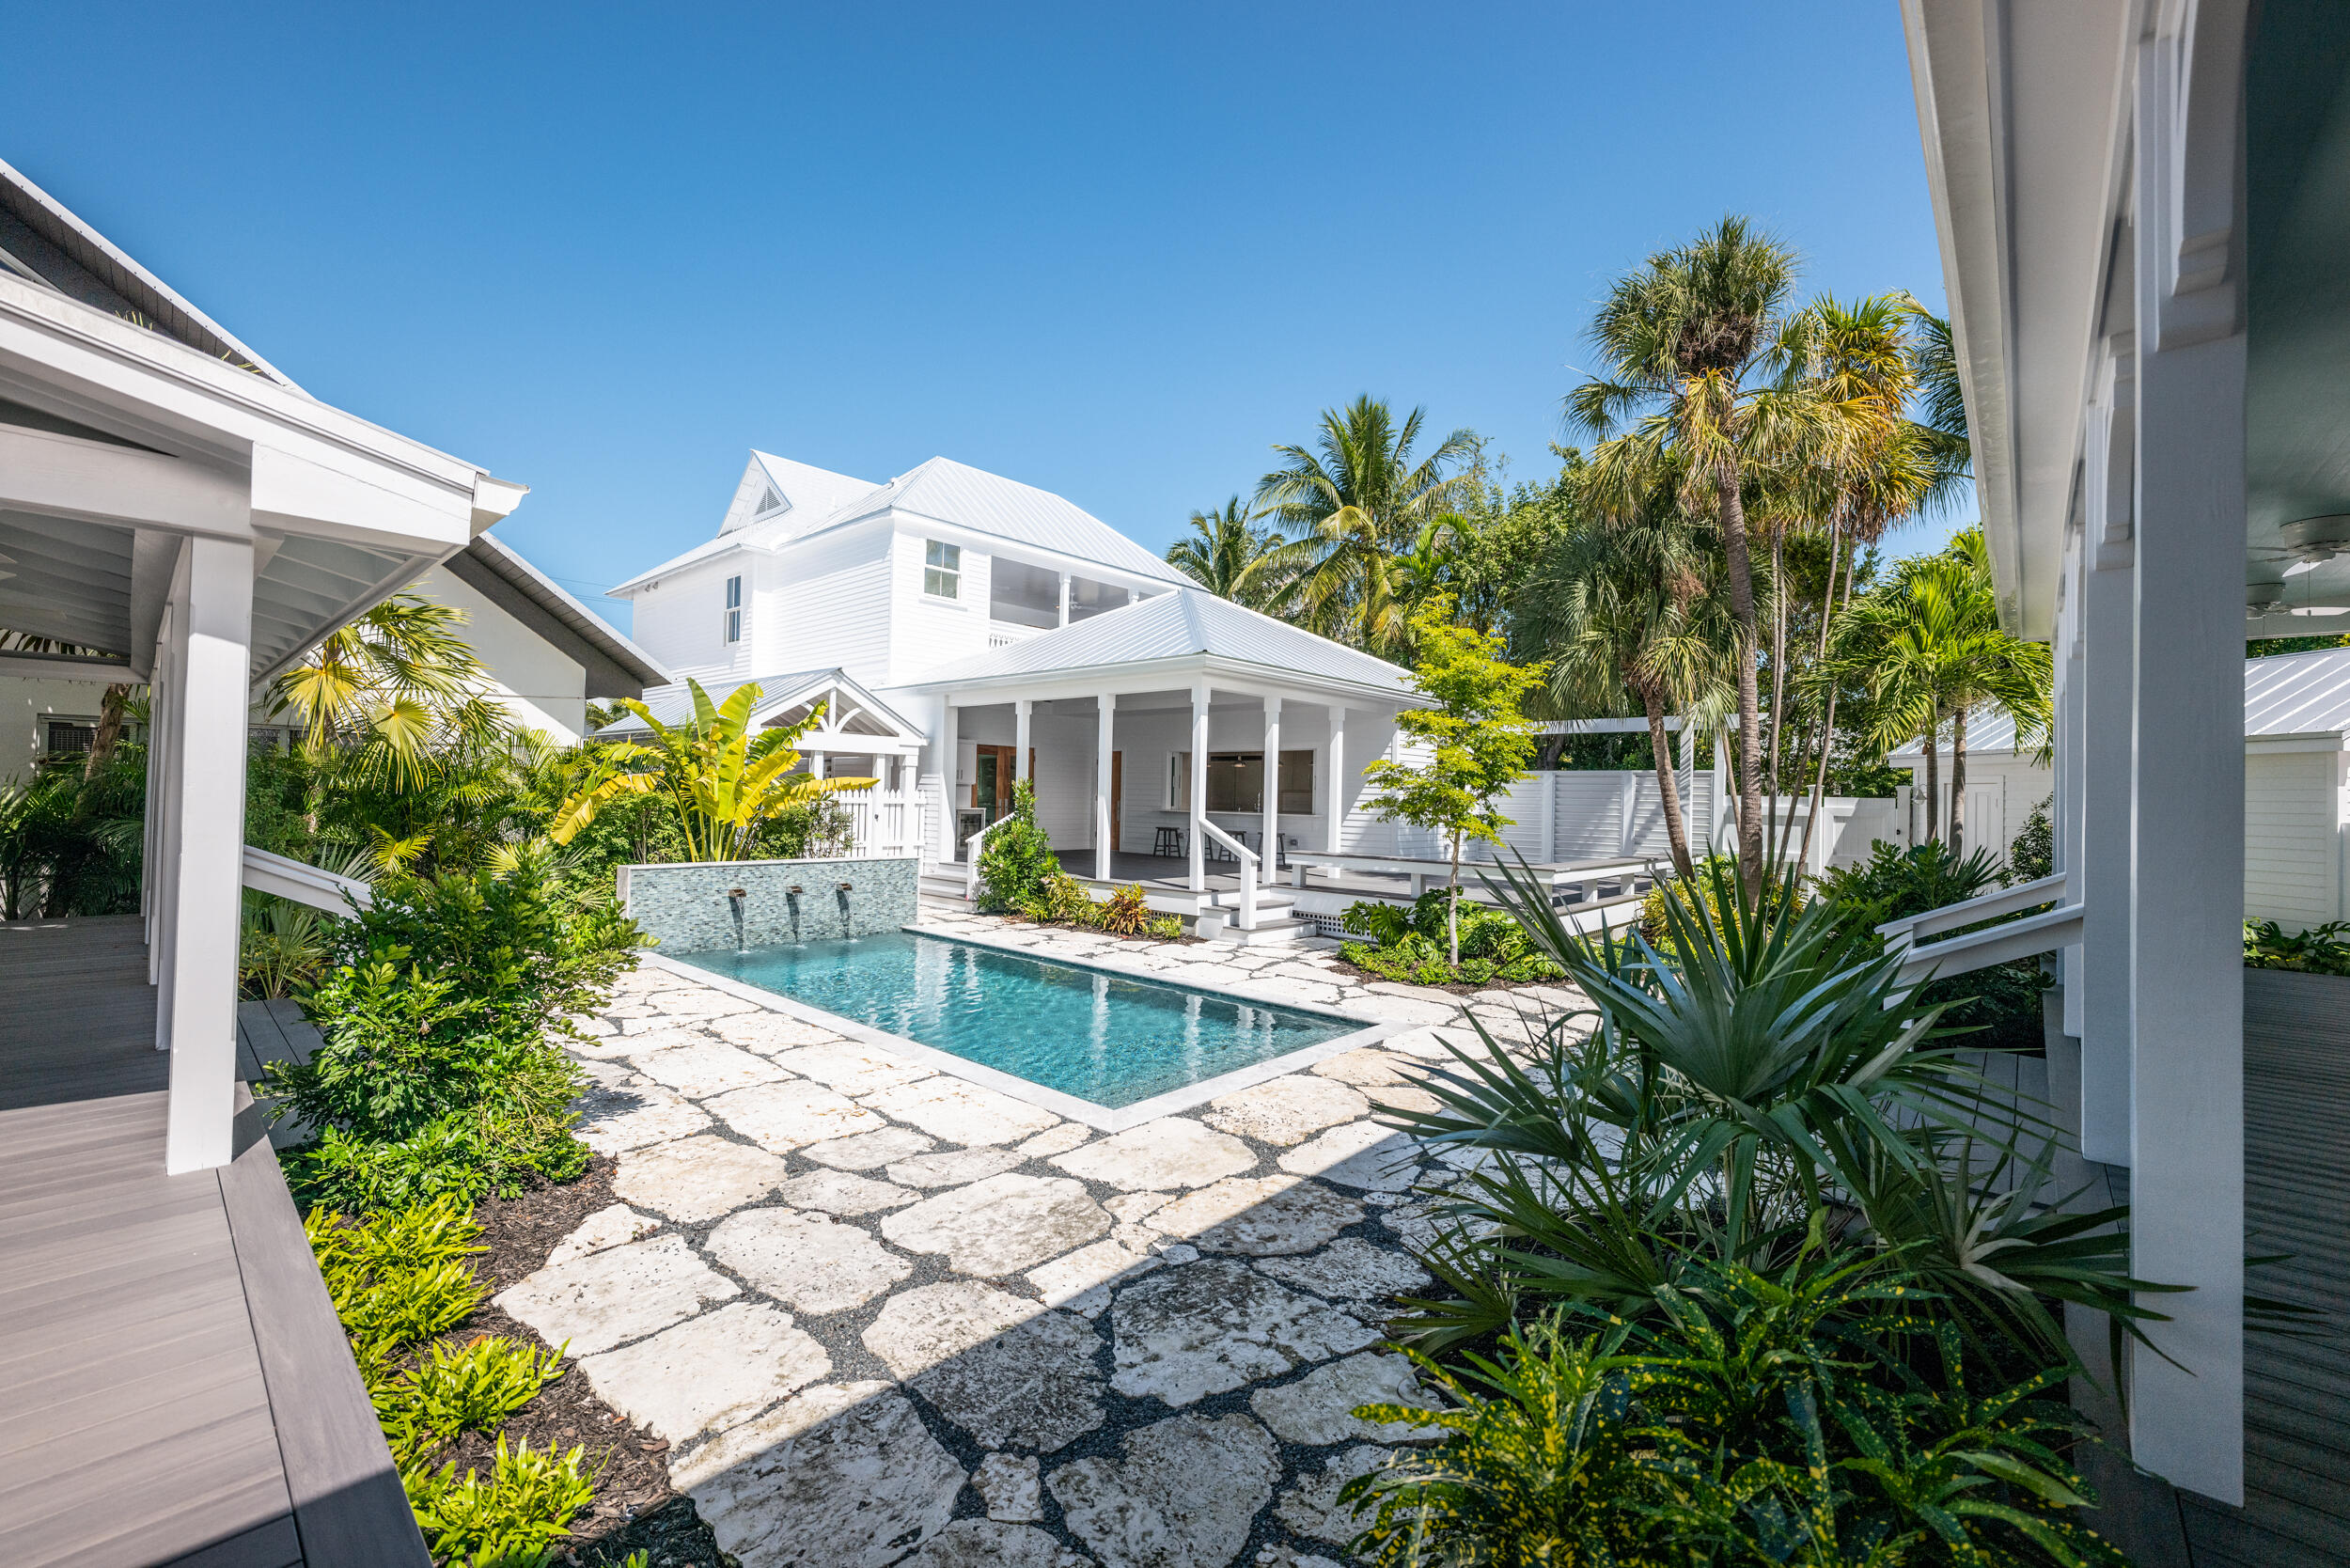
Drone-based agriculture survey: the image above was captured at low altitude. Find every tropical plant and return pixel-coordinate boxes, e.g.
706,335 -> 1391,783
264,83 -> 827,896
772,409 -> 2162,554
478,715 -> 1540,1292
1830,529 -> 2051,853
1570,217 -> 1856,893
1813,839 -> 2049,1052
1098,883 -> 1153,935
267,594 -> 513,791
1340,889 -> 1563,987
403,1436 -> 594,1565
1253,395 -> 1480,648
0,744 -> 147,917
548,680 -> 873,861
378,1336 -> 566,1464
975,779 -> 1058,914
308,1198 -> 489,1368
1359,600 -> 1547,964
2010,795 -> 2055,883
2244,917 -> 2350,977
1166,496 -> 1282,606
240,894 -> 333,998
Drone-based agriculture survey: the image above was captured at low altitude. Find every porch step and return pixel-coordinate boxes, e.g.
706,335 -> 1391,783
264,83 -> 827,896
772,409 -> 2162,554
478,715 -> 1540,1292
1196,914 -> 1309,947
917,868 -> 971,911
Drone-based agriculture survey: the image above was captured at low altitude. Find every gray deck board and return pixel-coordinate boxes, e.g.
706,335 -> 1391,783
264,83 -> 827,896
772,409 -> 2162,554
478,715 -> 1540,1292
0,917 -> 423,1567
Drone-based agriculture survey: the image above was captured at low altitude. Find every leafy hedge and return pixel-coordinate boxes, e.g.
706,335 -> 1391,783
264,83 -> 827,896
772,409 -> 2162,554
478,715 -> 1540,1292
1340,888 -> 1564,986
2245,917 -> 2350,977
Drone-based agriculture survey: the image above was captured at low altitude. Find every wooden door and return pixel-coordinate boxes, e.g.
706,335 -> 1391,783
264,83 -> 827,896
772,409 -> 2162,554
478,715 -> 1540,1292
1110,751 -> 1123,858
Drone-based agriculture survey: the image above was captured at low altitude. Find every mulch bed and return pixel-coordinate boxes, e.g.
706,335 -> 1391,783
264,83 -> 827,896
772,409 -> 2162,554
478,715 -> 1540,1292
431,1156 -> 733,1568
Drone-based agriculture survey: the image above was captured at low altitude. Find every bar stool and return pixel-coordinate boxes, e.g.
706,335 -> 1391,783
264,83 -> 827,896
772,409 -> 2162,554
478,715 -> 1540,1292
1153,825 -> 1183,857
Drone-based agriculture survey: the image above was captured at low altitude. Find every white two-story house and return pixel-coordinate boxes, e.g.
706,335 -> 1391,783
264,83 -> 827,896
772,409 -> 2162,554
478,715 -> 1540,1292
605,450 -> 1432,931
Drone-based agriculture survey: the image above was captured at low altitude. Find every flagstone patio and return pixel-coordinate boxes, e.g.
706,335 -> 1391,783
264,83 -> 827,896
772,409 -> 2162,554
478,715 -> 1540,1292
499,917 -> 1581,1568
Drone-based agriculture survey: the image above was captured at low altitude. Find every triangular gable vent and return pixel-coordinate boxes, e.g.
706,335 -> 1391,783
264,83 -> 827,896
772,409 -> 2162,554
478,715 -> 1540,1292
756,486 -> 789,516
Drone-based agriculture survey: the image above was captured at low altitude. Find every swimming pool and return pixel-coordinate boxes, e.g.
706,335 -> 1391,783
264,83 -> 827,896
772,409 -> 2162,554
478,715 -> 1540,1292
675,931 -> 1364,1109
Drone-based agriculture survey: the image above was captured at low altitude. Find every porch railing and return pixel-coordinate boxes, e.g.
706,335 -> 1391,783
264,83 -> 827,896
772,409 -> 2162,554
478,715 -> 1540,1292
964,813 -> 1016,906
1197,818 -> 1258,931
242,845 -> 373,914
1877,871 -> 2082,988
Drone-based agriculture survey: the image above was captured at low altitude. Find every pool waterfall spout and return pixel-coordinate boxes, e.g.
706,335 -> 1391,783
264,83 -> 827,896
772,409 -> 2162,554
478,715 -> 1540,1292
836,881 -> 854,939
786,886 -> 805,945
727,887 -> 748,954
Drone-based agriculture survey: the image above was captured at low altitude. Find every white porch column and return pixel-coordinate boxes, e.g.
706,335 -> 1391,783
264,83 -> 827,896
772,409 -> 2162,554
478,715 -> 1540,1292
1014,698 -> 1032,789
2123,100 -> 2244,1499
1261,697 -> 1281,885
1096,693 -> 1115,882
1189,681 -> 1210,891
939,699 -> 961,860
1057,573 -> 1071,628
162,536 -> 254,1174
1325,705 -> 1346,854
2057,564 -> 2089,1043
806,751 -> 827,779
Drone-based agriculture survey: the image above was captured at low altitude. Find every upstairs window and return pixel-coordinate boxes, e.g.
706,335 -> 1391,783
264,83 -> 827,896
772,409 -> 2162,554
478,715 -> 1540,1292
924,540 -> 962,599
724,574 -> 743,643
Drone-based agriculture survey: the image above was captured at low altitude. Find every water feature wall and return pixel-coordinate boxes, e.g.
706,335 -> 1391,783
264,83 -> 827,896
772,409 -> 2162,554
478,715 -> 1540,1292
617,856 -> 920,954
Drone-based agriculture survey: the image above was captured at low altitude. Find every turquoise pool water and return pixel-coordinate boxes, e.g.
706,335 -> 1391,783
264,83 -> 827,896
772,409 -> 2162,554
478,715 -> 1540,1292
677,931 -> 1359,1108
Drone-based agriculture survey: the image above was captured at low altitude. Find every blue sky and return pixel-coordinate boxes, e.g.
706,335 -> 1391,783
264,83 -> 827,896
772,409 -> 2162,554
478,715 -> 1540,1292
4,2 -> 1955,633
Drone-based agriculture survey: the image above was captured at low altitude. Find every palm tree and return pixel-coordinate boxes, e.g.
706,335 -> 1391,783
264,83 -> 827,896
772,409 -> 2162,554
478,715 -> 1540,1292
1166,497 -> 1281,606
1253,396 -> 1480,647
1831,529 -> 2049,853
1905,303 -> 1974,513
1517,496 -> 1734,878
266,594 -> 510,790
1568,217 -> 1850,891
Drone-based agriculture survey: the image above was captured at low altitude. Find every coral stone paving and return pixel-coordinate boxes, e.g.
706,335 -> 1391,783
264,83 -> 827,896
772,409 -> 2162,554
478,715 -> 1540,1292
508,916 -> 1582,1568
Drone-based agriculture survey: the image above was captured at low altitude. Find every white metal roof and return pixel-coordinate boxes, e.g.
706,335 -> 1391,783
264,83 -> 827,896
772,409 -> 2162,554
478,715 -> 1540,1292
1893,647 -> 2350,755
811,457 -> 1191,585
596,666 -> 922,743
728,451 -> 878,536
907,586 -> 1421,698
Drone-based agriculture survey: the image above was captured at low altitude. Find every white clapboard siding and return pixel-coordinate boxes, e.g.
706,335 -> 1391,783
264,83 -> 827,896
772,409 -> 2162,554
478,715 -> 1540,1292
2246,751 -> 2343,931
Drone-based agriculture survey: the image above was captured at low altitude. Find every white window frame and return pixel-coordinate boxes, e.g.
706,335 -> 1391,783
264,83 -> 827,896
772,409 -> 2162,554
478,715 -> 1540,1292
923,540 -> 962,601
723,573 -> 743,644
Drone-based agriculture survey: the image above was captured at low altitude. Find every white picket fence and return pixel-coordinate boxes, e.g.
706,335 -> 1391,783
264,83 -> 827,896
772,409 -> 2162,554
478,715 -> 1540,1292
832,787 -> 928,858
1441,770 -> 1908,875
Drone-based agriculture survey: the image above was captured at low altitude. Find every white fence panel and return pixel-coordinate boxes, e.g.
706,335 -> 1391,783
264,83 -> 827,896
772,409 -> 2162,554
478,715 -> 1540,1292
838,788 -> 927,858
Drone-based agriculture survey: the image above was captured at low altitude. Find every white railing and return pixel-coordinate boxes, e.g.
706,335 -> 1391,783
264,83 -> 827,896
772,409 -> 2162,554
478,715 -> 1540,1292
242,844 -> 372,914
1876,872 -> 2068,952
1891,901 -> 2084,988
964,813 -> 1016,905
1197,818 -> 1259,931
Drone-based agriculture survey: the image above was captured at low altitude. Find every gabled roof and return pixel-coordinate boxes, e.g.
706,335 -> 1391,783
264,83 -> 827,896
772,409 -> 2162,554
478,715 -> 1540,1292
596,666 -> 923,745
906,586 -> 1423,699
1892,647 -> 2350,756
811,457 -> 1191,585
446,533 -> 669,698
720,451 -> 878,536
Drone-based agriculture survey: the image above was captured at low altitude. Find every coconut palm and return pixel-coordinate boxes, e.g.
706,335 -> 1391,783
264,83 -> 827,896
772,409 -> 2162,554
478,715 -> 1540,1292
550,680 -> 875,862
1905,303 -> 1974,513
1517,495 -> 1734,879
1253,396 -> 1480,646
266,594 -> 510,789
1831,529 -> 2050,853
1166,497 -> 1281,606
1569,217 -> 1856,892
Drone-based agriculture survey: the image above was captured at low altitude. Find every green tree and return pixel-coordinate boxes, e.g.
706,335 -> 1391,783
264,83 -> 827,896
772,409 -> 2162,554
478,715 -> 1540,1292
1254,395 -> 1480,648
549,680 -> 873,861
1165,496 -> 1281,606
1360,600 -> 1548,964
1830,528 -> 2051,853
266,594 -> 512,791
1569,217 -> 1849,894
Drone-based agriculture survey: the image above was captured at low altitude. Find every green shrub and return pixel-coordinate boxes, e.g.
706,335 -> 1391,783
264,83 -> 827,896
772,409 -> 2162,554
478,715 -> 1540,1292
1338,891 -> 1561,985
2246,917 -> 2350,977
1099,884 -> 1153,935
1021,870 -> 1099,926
308,1199 -> 488,1367
2009,794 -> 2054,882
1813,839 -> 2049,1052
1146,913 -> 1185,940
380,1336 -> 566,1464
404,1436 -> 594,1565
266,849 -> 637,1210
975,781 -> 1058,914
1640,853 -> 1803,942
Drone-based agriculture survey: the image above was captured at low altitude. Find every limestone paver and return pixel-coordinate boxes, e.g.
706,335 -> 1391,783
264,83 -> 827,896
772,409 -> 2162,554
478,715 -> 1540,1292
543,1203 -> 659,1268
494,1234 -> 738,1356
642,988 -> 760,1020
861,1280 -> 1042,1379
767,1039 -> 935,1094
777,1167 -> 918,1216
1273,1445 -> 1394,1546
972,1452 -> 1042,1522
886,1145 -> 1026,1188
708,1011 -> 848,1053
908,1520 -> 1089,1567
801,1124 -> 936,1170
610,1134 -> 791,1223
1277,1121 -> 1422,1194
1310,1045 -> 1420,1088
1104,1190 -> 1173,1226
707,1207 -> 913,1316
671,1377 -> 882,1490
1150,1175 -> 1363,1256
604,1024 -> 727,1057
574,1082 -> 713,1154
881,1173 -> 1110,1277
1015,1121 -> 1092,1159
1047,1411 -> 1279,1568
1203,1075 -> 1371,1147
576,1302 -> 831,1442
1049,1118 -> 1256,1191
1110,1259 -> 1378,1406
1255,1237 -> 1434,1306
1026,1237 -> 1162,1309
861,1077 -> 1062,1146
629,1039 -> 787,1098
1249,1351 -> 1433,1445
707,1078 -> 885,1152
689,1385 -> 964,1568
911,1306 -> 1105,1452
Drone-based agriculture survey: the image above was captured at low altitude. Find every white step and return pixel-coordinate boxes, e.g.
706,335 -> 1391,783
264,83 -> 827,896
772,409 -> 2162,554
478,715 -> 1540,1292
1196,914 -> 1308,946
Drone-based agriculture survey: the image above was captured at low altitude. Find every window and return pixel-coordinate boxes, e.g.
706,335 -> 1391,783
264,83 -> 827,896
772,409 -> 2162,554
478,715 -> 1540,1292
44,718 -> 97,756
1066,575 -> 1132,621
924,540 -> 961,599
989,558 -> 1060,628
723,574 -> 743,643
1167,750 -> 1316,813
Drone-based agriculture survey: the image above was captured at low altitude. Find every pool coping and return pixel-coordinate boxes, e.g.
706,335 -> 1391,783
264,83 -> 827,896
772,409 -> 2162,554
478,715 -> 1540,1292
636,930 -> 1408,1133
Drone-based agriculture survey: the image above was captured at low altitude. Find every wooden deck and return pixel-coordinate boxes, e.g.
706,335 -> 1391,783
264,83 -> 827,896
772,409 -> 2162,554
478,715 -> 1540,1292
0,917 -> 423,1567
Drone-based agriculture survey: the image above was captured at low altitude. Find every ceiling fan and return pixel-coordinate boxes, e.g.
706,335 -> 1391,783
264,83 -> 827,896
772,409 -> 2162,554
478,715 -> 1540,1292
2248,514 -> 2350,619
